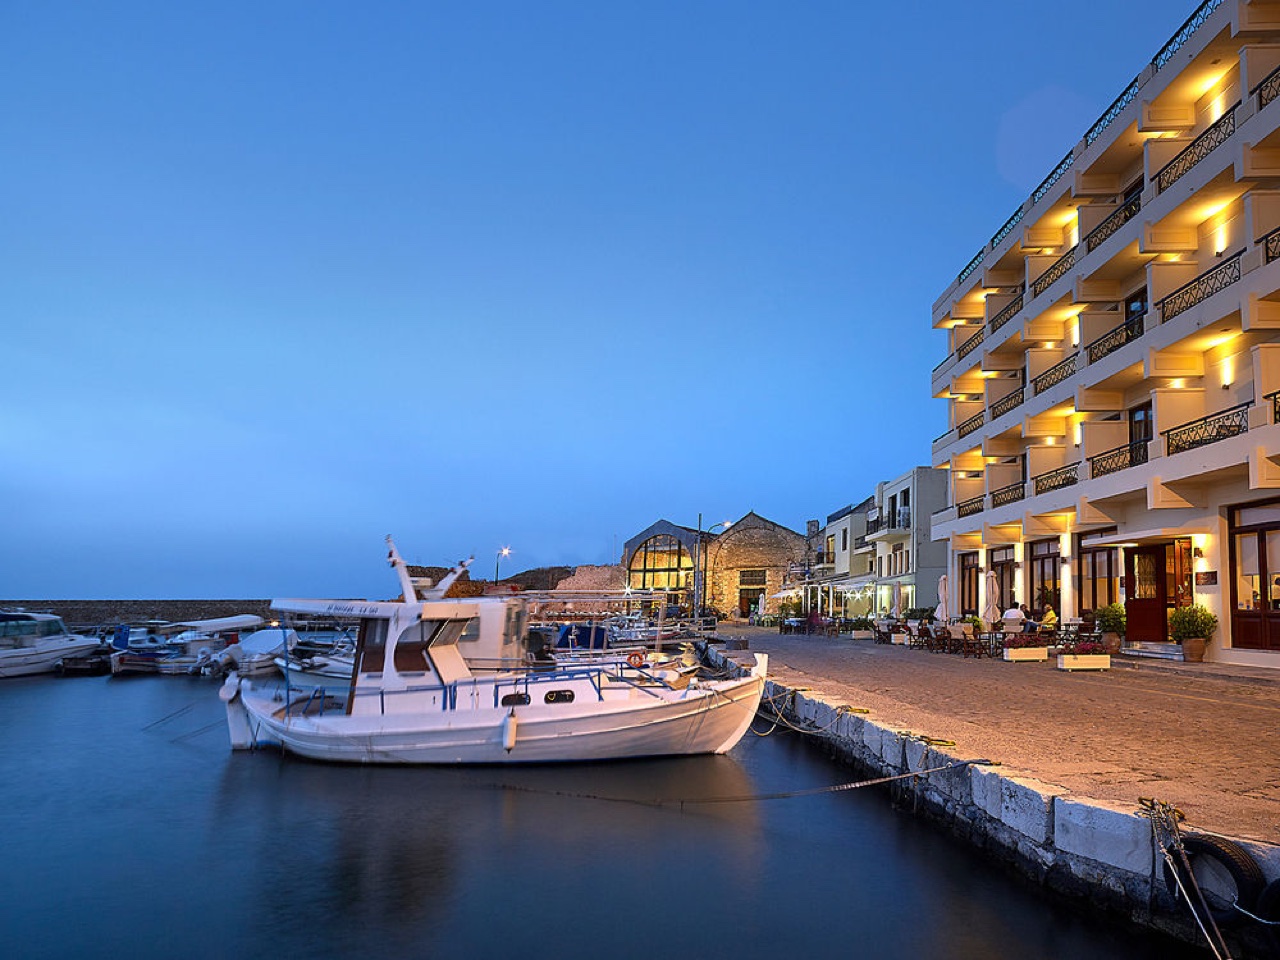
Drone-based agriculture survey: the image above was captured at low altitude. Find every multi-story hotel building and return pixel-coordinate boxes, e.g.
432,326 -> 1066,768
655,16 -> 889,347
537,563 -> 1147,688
931,0 -> 1280,666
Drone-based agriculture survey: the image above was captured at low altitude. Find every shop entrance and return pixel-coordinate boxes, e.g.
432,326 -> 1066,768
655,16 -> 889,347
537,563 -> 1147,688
1125,545 -> 1167,642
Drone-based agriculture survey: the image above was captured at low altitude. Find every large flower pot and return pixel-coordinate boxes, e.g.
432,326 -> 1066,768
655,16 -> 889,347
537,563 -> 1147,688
1181,637 -> 1207,662
1101,632 -> 1122,655
1003,647 -> 1048,662
1057,654 -> 1111,672
849,630 -> 874,640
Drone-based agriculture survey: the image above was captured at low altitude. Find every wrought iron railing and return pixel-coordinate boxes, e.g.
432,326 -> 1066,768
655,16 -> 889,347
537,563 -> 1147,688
957,495 -> 985,518
958,249 -> 985,285
958,411 -> 985,438
990,387 -> 1024,420
1086,313 -> 1145,364
990,207 -> 1025,250
1089,440 -> 1150,478
1084,195 -> 1141,253
1152,0 -> 1225,71
988,293 -> 1023,334
1155,103 -> 1238,193
1032,152 -> 1074,205
1033,462 -> 1080,496
1268,389 -> 1280,424
1163,401 -> 1252,455
957,329 -> 984,361
1031,354 -> 1079,394
1263,225 -> 1280,264
991,481 -> 1026,508
1256,63 -> 1280,111
1158,251 -> 1243,322
1086,77 -> 1140,146
1031,245 -> 1078,299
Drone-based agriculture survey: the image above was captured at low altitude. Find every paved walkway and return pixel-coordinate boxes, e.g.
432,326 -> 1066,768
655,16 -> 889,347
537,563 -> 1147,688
714,624 -> 1280,844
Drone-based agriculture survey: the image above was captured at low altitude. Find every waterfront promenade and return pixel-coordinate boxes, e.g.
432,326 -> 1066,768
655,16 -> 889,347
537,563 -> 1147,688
715,624 -> 1279,843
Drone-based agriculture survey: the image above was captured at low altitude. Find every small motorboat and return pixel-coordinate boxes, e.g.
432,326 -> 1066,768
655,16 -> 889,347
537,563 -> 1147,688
222,538 -> 767,764
0,611 -> 101,678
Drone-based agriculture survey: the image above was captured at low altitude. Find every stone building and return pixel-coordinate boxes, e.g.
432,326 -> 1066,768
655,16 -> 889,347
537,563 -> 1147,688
621,512 -> 807,618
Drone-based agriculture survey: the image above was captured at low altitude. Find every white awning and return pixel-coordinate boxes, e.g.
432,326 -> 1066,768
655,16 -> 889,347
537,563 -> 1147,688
1082,528 -> 1188,547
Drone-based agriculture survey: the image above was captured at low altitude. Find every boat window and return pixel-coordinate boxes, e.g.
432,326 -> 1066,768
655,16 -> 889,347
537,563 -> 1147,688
544,690 -> 575,704
356,618 -> 388,673
458,617 -> 480,644
393,620 -> 434,672
501,692 -> 531,706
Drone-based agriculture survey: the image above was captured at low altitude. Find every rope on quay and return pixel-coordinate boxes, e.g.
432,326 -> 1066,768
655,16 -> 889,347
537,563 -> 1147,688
1142,798 -> 1234,960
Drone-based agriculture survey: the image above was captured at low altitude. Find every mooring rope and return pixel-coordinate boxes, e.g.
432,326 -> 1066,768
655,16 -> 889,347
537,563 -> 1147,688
494,758 -> 996,808
1141,798 -> 1234,960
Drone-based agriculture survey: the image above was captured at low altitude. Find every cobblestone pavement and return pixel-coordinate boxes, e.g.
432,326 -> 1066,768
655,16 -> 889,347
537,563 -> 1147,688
714,624 -> 1280,844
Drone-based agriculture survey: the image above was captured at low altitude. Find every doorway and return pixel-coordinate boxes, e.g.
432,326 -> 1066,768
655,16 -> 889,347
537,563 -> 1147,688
1124,545 -> 1167,642
739,588 -> 765,618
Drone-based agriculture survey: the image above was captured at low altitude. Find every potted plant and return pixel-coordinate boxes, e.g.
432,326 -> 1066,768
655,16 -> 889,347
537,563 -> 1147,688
1095,603 -> 1125,655
848,616 -> 875,640
1170,604 -> 1218,663
1057,638 -> 1110,671
1003,633 -> 1049,662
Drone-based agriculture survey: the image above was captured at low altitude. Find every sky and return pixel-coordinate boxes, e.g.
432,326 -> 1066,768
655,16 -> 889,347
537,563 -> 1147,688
3,0 -> 1190,599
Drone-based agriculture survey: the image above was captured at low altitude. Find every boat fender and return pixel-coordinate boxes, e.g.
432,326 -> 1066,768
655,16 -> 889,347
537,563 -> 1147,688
502,710 -> 518,752
1162,832 -> 1266,928
218,674 -> 242,703
627,651 -> 645,668
197,647 -> 212,660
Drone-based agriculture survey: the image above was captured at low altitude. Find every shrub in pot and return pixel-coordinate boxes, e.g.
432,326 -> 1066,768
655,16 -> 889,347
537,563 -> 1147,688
1095,603 -> 1125,654
1170,604 -> 1218,663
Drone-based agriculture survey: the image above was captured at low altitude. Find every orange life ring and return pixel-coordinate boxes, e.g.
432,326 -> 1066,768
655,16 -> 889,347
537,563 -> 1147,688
626,651 -> 645,668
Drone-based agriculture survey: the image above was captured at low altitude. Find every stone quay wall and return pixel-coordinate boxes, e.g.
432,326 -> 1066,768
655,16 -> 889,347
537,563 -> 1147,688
704,644 -> 1280,957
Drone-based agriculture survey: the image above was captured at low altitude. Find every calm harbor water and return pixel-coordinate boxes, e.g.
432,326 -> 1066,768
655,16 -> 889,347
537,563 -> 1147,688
2,675 -> 1198,960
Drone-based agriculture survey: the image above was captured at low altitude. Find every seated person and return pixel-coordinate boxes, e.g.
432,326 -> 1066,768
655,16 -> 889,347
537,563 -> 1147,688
1040,604 -> 1058,629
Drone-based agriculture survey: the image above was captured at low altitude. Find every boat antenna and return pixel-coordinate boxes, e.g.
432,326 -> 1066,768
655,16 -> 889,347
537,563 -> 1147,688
386,536 -> 419,601
422,556 -> 474,600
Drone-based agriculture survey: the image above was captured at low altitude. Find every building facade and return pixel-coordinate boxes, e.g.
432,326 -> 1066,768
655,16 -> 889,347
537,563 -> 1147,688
930,0 -> 1280,666
622,513 -> 807,617
801,468 -> 947,618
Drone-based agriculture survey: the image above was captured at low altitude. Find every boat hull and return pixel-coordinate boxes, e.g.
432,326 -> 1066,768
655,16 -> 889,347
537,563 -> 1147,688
223,667 -> 764,765
0,638 -> 101,678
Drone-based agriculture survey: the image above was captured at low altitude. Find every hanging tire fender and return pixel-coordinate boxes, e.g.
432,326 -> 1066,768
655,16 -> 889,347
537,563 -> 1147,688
1162,833 -> 1266,928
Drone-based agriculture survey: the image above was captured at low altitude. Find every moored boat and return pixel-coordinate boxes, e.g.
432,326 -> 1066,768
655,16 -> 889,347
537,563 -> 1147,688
221,539 -> 766,764
0,611 -> 102,678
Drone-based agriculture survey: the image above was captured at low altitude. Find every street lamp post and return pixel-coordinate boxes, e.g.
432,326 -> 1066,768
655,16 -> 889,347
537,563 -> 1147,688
693,515 -> 733,617
495,546 -> 511,587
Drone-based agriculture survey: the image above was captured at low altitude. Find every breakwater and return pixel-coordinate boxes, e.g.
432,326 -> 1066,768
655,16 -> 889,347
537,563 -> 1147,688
705,643 -> 1280,958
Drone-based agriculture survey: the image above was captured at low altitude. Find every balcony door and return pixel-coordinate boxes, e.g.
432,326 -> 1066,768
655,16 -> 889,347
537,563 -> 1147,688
1124,545 -> 1167,642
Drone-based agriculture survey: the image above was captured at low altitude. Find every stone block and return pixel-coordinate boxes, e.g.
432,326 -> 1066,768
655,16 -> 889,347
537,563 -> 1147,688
862,721 -> 884,757
1053,798 -> 1153,875
971,764 -> 1002,818
880,729 -> 906,768
925,747 -> 972,805
904,737 -> 929,772
1000,776 -> 1061,845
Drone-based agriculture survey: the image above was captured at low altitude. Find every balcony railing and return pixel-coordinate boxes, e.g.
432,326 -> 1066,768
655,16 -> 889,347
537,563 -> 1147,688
958,411 -> 985,438
957,495 -> 985,518
1084,195 -> 1141,253
1263,225 -> 1280,264
1031,354 -> 1078,394
1089,440 -> 1150,478
990,388 -> 1024,420
1158,251 -> 1243,322
1163,401 -> 1252,455
1086,77 -> 1140,146
1268,389 -> 1280,424
988,293 -> 1024,334
1032,462 -> 1080,496
991,207 -> 1025,250
1032,152 -> 1074,204
958,249 -> 985,285
1086,313 -> 1145,364
1031,245 -> 1078,299
1153,0 -> 1226,71
1155,103 -> 1238,193
957,329 -> 984,361
991,481 -> 1026,508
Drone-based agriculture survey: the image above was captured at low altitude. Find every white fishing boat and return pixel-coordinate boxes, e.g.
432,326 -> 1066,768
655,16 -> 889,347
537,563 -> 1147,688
221,539 -> 767,764
206,627 -> 297,678
0,612 -> 101,678
112,615 -> 263,676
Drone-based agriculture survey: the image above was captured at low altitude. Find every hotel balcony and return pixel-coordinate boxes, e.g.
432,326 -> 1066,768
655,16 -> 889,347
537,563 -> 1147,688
865,509 -> 912,542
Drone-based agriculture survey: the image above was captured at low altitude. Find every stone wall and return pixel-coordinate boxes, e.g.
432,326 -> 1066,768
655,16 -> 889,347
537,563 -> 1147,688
2,600 -> 274,630
704,515 -> 807,617
552,565 -> 627,591
705,645 -> 1280,957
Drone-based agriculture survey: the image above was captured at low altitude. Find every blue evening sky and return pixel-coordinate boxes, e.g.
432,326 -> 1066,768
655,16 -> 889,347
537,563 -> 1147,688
4,1 -> 1184,598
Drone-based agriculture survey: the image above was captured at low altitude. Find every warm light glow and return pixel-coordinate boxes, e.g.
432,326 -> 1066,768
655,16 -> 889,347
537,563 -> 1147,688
1044,437 -> 1056,446
1070,320 -> 1080,347
1214,224 -> 1228,256
1222,356 -> 1234,389
1073,422 -> 1083,445
1042,342 -> 1056,349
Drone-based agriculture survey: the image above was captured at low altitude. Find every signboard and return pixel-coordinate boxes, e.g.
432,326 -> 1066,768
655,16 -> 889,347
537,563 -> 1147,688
1194,571 -> 1218,586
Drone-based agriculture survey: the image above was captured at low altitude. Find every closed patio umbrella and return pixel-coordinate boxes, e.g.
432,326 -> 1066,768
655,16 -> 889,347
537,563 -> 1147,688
891,581 -> 902,619
983,570 -> 1000,624
936,574 -> 949,622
